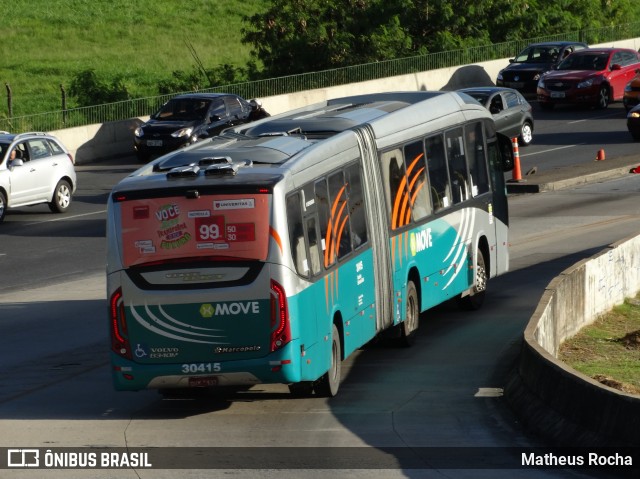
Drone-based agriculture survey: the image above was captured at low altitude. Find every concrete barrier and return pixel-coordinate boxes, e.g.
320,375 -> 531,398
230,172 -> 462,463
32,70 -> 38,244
55,36 -> 640,164
506,235 -> 640,447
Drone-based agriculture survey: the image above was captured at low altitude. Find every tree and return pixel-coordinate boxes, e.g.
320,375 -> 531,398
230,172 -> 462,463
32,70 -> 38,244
241,0 -> 640,78
68,69 -> 129,107
241,0 -> 412,76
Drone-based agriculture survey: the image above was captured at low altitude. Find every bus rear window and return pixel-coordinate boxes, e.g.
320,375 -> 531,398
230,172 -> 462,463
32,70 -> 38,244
120,194 -> 271,267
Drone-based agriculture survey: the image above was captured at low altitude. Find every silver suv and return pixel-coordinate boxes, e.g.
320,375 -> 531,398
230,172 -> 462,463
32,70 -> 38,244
0,132 -> 77,222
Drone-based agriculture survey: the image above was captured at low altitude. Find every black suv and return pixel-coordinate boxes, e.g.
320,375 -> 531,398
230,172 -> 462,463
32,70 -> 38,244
134,93 -> 267,161
496,41 -> 589,97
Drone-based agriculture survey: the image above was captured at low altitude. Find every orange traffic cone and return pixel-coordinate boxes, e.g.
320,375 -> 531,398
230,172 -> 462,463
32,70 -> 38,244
511,137 -> 522,181
596,149 -> 606,161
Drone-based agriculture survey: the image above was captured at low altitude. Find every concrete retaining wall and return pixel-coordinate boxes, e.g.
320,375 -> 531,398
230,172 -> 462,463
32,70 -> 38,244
506,235 -> 640,446
55,37 -> 640,164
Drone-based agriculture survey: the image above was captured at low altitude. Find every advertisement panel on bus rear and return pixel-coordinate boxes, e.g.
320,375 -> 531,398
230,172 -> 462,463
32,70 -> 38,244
120,194 -> 270,267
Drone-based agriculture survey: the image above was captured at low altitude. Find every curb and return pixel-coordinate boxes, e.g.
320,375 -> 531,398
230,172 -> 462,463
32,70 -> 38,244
506,155 -> 640,194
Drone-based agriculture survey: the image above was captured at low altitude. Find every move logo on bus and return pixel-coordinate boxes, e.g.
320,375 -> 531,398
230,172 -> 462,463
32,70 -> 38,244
155,203 -> 192,250
200,301 -> 260,318
410,227 -> 433,256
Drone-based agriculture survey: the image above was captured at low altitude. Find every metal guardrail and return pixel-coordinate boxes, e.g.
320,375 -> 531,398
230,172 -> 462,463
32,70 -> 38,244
1,23 -> 639,134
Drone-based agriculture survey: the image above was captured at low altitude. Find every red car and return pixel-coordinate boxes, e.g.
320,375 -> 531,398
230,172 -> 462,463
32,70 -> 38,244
537,48 -> 640,109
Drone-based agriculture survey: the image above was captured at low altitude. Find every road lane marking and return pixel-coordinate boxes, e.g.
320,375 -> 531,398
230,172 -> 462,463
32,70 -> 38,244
568,111 -> 622,123
23,209 -> 106,226
521,144 -> 583,157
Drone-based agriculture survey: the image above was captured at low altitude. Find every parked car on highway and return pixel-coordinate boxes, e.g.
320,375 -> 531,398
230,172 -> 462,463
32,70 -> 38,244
623,74 -> 640,111
459,87 -> 534,145
537,47 -> 640,110
133,93 -> 269,162
0,131 -> 76,222
496,41 -> 588,97
627,104 -> 640,140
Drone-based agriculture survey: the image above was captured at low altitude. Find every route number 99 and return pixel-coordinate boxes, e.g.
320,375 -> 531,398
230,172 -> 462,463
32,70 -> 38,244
196,216 -> 224,241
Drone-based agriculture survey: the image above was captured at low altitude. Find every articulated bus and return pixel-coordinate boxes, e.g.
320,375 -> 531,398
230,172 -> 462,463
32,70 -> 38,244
107,91 -> 514,397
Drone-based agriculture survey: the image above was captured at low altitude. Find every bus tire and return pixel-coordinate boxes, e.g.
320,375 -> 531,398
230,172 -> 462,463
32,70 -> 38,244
315,324 -> 341,397
288,381 -> 314,397
458,248 -> 487,311
398,280 -> 419,347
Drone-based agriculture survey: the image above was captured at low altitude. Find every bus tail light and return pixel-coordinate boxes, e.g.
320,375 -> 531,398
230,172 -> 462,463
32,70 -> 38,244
110,288 -> 132,359
270,279 -> 291,352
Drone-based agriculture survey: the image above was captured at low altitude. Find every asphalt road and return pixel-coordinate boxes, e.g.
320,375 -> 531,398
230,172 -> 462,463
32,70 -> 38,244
0,104 -> 639,478
516,102 -> 636,174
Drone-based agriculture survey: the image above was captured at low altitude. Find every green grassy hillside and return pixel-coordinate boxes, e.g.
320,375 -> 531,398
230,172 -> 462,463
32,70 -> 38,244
0,0 -> 263,117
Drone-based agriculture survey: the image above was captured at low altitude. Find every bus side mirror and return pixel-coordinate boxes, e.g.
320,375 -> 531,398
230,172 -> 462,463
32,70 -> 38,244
497,134 -> 515,172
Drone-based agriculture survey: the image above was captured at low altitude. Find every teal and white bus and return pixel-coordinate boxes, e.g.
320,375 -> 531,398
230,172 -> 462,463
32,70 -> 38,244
107,91 -> 514,396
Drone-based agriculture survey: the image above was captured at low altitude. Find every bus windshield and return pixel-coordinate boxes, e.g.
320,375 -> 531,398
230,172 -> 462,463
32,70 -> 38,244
119,193 -> 271,267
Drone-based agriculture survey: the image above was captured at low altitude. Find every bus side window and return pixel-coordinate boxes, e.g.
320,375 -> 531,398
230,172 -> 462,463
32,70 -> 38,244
306,217 -> 322,275
403,141 -> 431,221
286,192 -> 309,277
445,128 -> 469,204
381,148 -> 407,230
328,170 -> 352,261
345,163 -> 368,248
315,178 -> 333,268
465,122 -> 490,196
425,135 -> 450,212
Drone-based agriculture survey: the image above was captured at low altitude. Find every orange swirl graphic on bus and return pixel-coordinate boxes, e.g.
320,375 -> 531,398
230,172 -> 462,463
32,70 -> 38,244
324,184 -> 348,268
390,153 -> 426,267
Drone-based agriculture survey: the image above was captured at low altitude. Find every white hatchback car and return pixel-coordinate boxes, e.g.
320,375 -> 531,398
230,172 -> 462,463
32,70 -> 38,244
0,131 -> 77,222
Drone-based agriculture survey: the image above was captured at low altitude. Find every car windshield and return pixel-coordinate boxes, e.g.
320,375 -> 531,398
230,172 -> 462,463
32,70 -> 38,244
154,99 -> 211,121
557,53 -> 609,71
515,46 -> 560,63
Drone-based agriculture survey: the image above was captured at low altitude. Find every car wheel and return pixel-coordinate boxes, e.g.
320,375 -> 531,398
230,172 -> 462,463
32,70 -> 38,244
519,121 -> 533,146
48,180 -> 72,213
0,191 -> 6,223
596,85 -> 609,109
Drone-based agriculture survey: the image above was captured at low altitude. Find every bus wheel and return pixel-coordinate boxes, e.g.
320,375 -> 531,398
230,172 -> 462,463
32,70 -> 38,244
288,381 -> 314,397
398,280 -> 419,347
315,324 -> 342,397
458,248 -> 487,311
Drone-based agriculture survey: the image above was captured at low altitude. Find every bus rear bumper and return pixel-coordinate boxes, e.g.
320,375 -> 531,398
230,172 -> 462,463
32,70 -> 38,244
110,342 -> 301,391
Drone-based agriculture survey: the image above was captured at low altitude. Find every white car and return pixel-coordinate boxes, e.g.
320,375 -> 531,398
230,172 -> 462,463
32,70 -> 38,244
0,131 -> 77,222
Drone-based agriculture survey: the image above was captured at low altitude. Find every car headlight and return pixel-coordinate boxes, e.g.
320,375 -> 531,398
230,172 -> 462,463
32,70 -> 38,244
171,127 -> 194,138
625,83 -> 633,92
497,72 -> 504,81
533,73 -> 541,81
629,111 -> 640,119
577,79 -> 594,89
538,78 -> 545,89
134,126 -> 144,138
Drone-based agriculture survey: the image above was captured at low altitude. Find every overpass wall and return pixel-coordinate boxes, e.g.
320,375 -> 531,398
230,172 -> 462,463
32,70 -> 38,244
53,38 -> 640,164
507,234 -> 640,446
